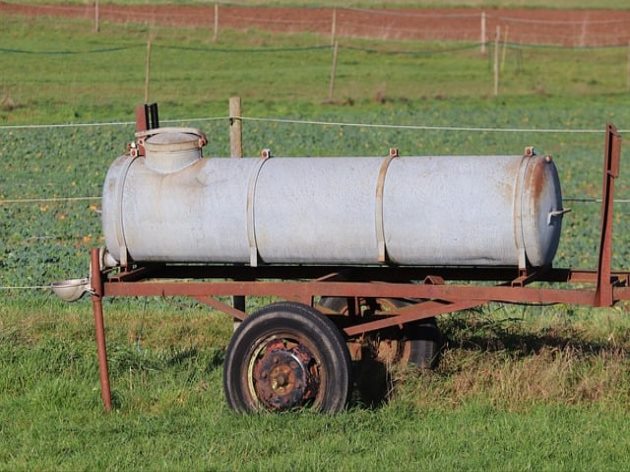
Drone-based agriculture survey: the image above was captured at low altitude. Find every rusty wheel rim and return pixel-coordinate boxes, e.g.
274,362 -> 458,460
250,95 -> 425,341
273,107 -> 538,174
246,334 -> 323,411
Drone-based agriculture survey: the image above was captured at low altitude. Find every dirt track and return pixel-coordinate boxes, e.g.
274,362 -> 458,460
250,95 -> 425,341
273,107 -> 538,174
2,2 -> 630,46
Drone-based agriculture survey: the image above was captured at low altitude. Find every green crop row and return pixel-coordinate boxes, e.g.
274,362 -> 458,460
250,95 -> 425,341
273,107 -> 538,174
1,102 -> 629,293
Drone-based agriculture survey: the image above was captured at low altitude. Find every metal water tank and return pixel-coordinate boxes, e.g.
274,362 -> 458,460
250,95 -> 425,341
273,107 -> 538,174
102,128 -> 565,268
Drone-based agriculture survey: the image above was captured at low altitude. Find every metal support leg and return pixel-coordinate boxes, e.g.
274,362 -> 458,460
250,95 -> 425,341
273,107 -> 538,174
91,248 -> 112,411
596,124 -> 621,307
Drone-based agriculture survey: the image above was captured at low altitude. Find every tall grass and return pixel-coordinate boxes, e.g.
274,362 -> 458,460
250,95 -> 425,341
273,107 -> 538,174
1,299 -> 628,469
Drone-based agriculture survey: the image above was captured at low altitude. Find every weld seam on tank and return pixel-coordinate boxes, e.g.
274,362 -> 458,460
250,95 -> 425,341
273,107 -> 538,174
114,155 -> 136,267
247,157 -> 271,267
375,154 -> 397,263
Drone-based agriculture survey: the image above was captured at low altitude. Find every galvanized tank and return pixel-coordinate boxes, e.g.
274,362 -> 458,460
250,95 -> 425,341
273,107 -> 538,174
102,129 -> 565,268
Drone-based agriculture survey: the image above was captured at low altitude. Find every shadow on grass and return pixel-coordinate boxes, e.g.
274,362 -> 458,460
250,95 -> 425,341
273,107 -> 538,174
348,312 -> 627,410
350,358 -> 392,410
440,314 -> 622,358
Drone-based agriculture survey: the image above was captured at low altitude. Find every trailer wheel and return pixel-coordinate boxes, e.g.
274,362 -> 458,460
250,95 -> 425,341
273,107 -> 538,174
399,317 -> 442,369
319,297 -> 442,369
223,302 -> 351,413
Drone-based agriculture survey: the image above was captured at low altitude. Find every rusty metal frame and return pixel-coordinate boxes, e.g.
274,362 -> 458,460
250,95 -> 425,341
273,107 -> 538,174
90,123 -> 628,411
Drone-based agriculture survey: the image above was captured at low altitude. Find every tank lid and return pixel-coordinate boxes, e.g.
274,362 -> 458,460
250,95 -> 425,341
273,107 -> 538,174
142,127 -> 206,153
137,127 -> 207,173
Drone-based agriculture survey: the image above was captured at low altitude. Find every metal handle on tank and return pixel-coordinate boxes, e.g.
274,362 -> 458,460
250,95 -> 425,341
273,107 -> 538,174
547,208 -> 571,225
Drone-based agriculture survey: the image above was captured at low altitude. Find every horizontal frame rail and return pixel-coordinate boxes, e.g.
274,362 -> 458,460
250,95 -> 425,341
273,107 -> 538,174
108,263 -> 630,285
103,278 -> 628,307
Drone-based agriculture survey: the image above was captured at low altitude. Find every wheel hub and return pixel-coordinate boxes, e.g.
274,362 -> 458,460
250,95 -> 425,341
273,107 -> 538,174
252,339 -> 319,410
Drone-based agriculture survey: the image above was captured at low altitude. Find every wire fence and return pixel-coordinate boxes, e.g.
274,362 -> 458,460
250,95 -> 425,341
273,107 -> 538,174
3,2 -> 630,48
1,113 -> 629,206
1,114 -> 628,133
3,40 -> 626,59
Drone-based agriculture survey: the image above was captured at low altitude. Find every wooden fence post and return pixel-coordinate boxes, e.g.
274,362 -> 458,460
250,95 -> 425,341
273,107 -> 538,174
493,26 -> 500,96
331,8 -> 337,46
501,25 -> 509,72
213,3 -> 219,42
480,11 -> 486,54
229,96 -> 245,312
94,0 -> 100,33
144,37 -> 152,103
328,41 -> 339,102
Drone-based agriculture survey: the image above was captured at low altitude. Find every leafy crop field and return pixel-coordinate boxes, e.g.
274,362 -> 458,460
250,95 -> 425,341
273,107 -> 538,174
0,11 -> 629,471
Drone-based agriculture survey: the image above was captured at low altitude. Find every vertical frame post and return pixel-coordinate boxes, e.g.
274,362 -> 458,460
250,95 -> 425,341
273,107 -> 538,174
134,103 -> 158,156
135,105 -> 149,132
134,105 -> 149,157
91,248 -> 112,411
148,102 -> 159,129
596,124 -> 621,306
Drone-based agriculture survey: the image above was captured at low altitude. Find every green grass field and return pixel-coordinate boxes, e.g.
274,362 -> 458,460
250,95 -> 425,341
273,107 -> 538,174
1,10 -> 629,471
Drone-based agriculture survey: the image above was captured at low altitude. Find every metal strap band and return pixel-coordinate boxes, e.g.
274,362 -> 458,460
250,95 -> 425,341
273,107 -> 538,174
513,154 -> 532,270
246,156 -> 271,267
114,156 -> 137,267
375,154 -> 397,263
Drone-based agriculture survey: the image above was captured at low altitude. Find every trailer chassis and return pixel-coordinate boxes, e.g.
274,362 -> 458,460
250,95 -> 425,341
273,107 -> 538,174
88,124 -> 628,412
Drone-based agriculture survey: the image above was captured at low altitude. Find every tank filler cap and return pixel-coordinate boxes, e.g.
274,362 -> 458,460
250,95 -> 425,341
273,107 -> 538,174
138,127 -> 207,173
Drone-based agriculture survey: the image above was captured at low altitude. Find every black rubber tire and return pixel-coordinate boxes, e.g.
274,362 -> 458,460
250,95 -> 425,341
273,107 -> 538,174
320,296 -> 442,369
402,317 -> 442,370
223,302 -> 352,413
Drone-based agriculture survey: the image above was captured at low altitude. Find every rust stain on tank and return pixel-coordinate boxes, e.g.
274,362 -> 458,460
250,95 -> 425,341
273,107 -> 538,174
526,157 -> 547,205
